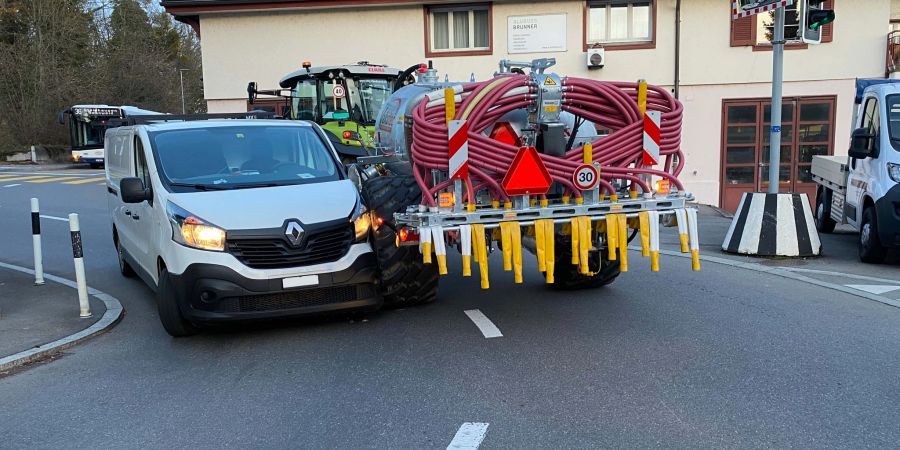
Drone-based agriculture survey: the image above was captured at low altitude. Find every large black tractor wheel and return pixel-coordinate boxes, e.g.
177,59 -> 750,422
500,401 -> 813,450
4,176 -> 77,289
551,235 -> 621,290
362,176 -> 439,308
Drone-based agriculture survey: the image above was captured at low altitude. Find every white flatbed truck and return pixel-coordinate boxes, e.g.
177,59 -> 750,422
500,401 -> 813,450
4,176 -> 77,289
811,79 -> 900,262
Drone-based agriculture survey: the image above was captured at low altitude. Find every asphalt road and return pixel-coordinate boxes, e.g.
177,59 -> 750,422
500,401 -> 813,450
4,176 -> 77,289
2,166 -> 900,449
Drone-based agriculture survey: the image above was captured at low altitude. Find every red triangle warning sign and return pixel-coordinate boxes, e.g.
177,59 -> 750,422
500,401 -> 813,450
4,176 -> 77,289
501,146 -> 553,196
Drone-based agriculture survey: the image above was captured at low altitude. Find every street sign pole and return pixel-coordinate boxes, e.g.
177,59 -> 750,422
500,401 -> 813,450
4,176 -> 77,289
768,7 -> 785,193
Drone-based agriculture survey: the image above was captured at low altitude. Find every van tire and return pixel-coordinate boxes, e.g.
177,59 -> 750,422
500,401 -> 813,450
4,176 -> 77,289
116,238 -> 136,278
157,268 -> 198,337
551,236 -> 621,290
815,188 -> 837,234
362,176 -> 438,308
859,207 -> 887,264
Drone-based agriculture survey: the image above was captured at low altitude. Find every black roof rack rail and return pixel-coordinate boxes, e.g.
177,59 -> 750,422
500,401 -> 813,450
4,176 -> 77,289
109,111 -> 279,126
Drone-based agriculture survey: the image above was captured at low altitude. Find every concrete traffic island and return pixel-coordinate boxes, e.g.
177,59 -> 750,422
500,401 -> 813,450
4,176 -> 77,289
0,262 -> 123,373
722,192 -> 822,257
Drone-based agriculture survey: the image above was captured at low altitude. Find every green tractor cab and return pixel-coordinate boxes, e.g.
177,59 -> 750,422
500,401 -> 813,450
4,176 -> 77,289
249,61 -> 421,163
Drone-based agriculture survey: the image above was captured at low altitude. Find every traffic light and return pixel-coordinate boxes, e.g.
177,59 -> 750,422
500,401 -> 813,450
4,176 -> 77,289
799,0 -> 835,44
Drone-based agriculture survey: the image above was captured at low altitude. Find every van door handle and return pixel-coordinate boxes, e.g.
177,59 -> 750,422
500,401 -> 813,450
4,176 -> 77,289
124,210 -> 132,216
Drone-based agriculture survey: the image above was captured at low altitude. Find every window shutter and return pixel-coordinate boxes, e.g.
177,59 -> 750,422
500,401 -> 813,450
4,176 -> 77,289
730,16 -> 754,47
822,0 -> 834,43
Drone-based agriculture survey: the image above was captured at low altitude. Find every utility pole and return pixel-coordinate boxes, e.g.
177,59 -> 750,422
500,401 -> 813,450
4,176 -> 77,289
179,69 -> 189,114
767,7 -> 785,193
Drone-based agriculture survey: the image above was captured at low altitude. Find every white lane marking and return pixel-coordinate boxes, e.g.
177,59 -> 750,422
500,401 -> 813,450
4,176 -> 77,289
845,284 -> 900,295
447,422 -> 489,450
3,184 -> 21,188
780,267 -> 900,284
0,171 -> 101,177
40,214 -> 69,222
464,309 -> 503,338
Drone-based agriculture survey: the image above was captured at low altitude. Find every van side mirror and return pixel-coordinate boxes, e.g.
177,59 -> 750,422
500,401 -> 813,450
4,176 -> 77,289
848,127 -> 878,159
121,177 -> 151,203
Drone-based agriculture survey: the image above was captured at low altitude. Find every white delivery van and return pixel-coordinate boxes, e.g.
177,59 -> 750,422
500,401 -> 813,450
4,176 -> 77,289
812,79 -> 900,262
105,117 -> 379,336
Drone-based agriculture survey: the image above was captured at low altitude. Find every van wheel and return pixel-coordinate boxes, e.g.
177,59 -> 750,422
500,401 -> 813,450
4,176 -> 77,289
116,238 -> 136,278
815,188 -> 837,234
551,236 -> 621,290
362,176 -> 438,308
859,207 -> 887,264
157,268 -> 198,337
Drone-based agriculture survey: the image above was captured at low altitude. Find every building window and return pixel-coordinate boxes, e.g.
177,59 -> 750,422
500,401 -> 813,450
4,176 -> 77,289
586,1 -> 654,47
426,4 -> 491,56
756,3 -> 800,45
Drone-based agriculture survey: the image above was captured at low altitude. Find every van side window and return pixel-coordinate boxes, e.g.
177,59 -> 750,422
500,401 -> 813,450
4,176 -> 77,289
861,98 -> 880,139
134,137 -> 151,187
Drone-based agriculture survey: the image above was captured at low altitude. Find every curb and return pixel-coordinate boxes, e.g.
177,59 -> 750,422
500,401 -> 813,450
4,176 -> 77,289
0,262 -> 124,373
655,249 -> 900,309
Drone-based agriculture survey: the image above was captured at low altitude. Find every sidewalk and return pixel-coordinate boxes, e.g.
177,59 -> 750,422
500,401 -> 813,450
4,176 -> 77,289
0,266 -> 106,369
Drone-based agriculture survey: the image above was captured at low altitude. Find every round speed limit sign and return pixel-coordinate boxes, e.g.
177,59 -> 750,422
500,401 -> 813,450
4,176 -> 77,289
572,164 -> 599,190
332,84 -> 346,99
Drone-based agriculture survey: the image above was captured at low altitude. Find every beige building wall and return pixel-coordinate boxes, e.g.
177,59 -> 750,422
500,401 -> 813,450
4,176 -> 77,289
194,0 -> 891,206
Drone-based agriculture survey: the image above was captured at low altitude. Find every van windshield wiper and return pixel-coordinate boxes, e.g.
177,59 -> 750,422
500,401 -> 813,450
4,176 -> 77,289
169,182 -> 229,191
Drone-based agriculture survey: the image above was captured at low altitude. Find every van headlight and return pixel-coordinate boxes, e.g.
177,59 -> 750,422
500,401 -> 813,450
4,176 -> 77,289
351,204 -> 371,242
167,202 -> 226,251
888,163 -> 900,183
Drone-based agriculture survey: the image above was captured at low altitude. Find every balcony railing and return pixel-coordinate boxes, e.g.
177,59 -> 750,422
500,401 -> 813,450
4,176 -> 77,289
888,31 -> 900,77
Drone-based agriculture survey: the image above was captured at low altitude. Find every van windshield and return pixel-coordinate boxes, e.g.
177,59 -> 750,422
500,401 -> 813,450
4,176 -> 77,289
149,125 -> 340,191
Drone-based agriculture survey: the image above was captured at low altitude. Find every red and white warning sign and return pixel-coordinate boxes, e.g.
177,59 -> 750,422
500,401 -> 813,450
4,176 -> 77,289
572,164 -> 599,191
642,110 -> 661,167
731,0 -> 793,20
448,119 -> 469,180
332,84 -> 346,99
502,146 -> 552,196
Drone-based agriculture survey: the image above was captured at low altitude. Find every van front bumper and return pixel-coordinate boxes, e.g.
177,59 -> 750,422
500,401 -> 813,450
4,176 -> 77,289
167,252 -> 381,322
876,184 -> 900,248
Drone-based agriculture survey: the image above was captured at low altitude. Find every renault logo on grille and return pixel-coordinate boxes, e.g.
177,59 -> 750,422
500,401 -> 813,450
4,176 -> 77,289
285,221 -> 305,247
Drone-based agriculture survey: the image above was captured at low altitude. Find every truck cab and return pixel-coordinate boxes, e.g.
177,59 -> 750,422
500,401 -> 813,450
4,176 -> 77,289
812,80 -> 900,262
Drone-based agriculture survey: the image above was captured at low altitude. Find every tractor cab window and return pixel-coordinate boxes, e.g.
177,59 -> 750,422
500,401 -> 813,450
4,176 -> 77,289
322,80 -> 350,120
291,79 -> 318,121
353,78 -> 392,124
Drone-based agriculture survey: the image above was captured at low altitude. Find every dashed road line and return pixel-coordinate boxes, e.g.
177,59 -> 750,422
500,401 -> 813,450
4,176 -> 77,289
464,309 -> 503,338
844,284 -> 900,295
27,176 -> 83,183
447,423 -> 489,450
3,184 -> 21,188
0,175 -> 47,182
39,214 -> 69,222
63,177 -> 105,185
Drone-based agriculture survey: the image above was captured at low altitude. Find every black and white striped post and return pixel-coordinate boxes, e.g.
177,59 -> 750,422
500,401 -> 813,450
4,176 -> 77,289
30,198 -> 44,285
68,213 -> 91,318
722,192 -> 821,257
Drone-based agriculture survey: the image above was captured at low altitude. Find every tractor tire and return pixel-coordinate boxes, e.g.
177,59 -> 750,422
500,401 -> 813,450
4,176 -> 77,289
815,187 -> 837,234
551,236 -> 621,290
362,176 -> 439,308
859,207 -> 887,264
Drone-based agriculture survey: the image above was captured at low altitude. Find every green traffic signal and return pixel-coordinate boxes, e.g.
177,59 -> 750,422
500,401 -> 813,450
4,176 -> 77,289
807,10 -> 835,30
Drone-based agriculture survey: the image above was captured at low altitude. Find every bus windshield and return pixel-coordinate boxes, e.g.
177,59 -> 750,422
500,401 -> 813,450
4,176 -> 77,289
68,119 -> 109,150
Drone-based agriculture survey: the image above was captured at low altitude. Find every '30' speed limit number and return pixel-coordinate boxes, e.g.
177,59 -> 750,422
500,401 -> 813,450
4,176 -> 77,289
572,164 -> 599,191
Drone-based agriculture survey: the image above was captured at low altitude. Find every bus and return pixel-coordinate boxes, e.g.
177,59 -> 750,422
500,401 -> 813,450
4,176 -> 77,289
58,105 -> 160,168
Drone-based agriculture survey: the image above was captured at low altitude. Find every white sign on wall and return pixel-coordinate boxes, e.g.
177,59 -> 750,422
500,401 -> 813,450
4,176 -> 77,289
507,14 -> 567,54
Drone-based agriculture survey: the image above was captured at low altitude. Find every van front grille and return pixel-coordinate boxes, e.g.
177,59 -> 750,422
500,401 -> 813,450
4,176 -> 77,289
226,224 -> 353,269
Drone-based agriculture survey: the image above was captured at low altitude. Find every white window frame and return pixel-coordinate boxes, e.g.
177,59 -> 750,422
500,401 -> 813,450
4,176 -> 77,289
586,1 -> 654,45
755,3 -> 802,45
429,5 -> 490,53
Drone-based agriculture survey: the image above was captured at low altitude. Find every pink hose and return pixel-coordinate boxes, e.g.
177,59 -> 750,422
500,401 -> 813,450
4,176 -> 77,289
407,76 -> 687,205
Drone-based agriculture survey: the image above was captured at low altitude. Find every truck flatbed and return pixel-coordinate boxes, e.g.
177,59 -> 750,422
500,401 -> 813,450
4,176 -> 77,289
811,155 -> 848,192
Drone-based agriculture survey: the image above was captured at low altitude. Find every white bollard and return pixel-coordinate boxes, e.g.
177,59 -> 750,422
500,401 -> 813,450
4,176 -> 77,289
68,213 -> 91,318
31,198 -> 44,285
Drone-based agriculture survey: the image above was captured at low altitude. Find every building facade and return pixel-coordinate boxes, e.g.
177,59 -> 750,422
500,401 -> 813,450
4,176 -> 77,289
164,0 -> 899,210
